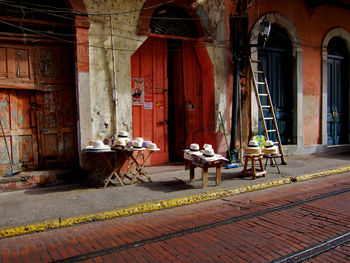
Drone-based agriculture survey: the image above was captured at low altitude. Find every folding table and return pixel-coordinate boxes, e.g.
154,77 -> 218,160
86,147 -> 159,187
112,147 -> 159,185
85,150 -> 127,188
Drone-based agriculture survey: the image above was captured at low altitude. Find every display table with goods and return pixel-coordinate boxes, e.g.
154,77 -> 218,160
85,137 -> 160,187
184,143 -> 228,188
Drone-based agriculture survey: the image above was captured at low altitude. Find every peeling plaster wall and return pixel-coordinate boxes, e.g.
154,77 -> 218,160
199,0 -> 227,131
85,0 -> 146,140
84,0 -> 228,141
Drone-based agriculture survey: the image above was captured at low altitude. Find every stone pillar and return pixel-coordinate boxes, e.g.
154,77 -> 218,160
74,14 -> 92,168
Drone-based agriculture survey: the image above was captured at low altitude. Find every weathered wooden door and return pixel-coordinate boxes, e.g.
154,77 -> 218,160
0,89 -> 38,172
327,55 -> 346,145
0,45 -> 37,173
131,37 -> 168,165
34,46 -> 78,168
0,43 -> 77,173
258,48 -> 293,144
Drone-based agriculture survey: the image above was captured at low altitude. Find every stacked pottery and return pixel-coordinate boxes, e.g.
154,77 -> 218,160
244,139 -> 262,155
262,140 -> 279,155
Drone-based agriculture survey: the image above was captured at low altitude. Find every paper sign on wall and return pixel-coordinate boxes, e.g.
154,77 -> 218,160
131,78 -> 144,105
144,94 -> 153,109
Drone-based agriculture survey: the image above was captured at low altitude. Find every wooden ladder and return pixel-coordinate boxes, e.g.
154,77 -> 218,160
249,58 -> 287,165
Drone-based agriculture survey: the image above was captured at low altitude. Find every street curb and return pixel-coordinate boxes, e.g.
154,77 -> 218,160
1,165 -> 350,238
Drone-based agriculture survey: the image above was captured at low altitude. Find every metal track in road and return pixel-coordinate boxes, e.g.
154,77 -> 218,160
271,231 -> 350,263
51,187 -> 350,263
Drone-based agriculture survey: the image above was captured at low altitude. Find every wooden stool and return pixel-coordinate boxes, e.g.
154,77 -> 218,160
242,153 -> 266,179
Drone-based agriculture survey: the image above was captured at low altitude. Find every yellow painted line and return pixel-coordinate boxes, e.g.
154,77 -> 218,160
293,166 -> 350,182
1,165 -> 350,239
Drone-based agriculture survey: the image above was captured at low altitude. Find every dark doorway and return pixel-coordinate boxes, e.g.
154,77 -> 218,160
168,39 -> 185,161
327,37 -> 349,145
258,24 -> 294,144
167,39 -> 203,162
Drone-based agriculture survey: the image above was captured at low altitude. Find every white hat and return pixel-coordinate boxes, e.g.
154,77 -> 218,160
245,139 -> 261,154
265,140 -> 274,147
85,140 -> 111,152
203,148 -> 215,157
203,143 -> 212,150
263,140 -> 279,154
114,138 -> 126,149
190,143 -> 200,151
132,140 -> 145,150
147,142 -> 160,151
201,148 -> 221,162
135,137 -> 144,143
247,139 -> 259,148
118,131 -> 129,138
186,143 -> 202,155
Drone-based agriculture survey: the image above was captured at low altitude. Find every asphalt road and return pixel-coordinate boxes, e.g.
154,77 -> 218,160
1,172 -> 350,262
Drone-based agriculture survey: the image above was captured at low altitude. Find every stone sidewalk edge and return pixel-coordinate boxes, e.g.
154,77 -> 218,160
1,165 -> 350,239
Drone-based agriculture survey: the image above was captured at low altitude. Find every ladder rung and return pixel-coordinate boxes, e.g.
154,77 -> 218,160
264,117 -> 273,120
259,93 -> 268,96
267,129 -> 276,133
251,59 -> 261,63
261,105 -> 271,108
256,82 -> 265,85
254,70 -> 264,73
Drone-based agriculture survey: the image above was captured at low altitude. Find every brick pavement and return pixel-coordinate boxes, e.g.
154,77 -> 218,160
2,151 -> 350,240
1,172 -> 350,262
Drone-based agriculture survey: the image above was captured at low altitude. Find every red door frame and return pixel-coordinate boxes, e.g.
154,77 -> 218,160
194,38 -> 216,148
131,36 -> 215,165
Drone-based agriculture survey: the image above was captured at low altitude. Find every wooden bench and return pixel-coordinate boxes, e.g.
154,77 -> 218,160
184,152 -> 224,188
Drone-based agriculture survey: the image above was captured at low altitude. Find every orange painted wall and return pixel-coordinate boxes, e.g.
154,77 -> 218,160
230,0 -> 350,145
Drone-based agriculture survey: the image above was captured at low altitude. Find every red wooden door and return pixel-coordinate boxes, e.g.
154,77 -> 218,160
131,37 -> 168,165
182,41 -> 203,148
168,40 -> 203,161
132,37 -> 206,164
